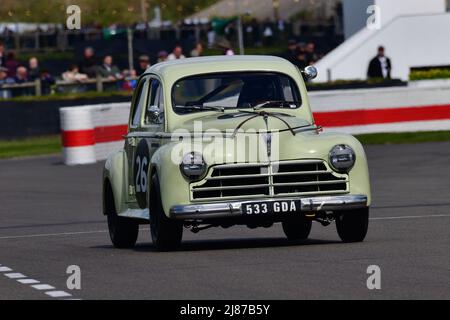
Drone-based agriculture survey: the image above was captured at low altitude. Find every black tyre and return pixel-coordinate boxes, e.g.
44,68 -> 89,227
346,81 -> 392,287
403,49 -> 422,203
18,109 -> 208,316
150,175 -> 183,251
282,216 -> 312,241
105,184 -> 139,248
335,208 -> 369,243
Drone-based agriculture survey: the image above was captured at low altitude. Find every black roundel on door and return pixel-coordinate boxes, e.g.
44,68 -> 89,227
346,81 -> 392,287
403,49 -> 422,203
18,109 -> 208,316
134,139 -> 150,209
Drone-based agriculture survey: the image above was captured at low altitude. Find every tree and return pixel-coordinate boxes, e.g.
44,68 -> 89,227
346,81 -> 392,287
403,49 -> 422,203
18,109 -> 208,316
0,0 -> 219,25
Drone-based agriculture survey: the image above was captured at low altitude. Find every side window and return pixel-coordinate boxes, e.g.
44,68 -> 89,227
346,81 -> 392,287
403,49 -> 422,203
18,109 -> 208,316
130,78 -> 149,127
144,79 -> 164,126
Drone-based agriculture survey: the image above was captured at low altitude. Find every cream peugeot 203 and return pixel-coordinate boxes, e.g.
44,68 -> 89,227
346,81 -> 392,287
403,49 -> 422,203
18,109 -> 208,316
103,56 -> 371,251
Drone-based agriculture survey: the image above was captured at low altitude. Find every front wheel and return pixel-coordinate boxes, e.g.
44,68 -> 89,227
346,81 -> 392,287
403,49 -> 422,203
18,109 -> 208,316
107,209 -> 139,249
335,208 -> 369,243
282,216 -> 312,241
150,175 -> 183,251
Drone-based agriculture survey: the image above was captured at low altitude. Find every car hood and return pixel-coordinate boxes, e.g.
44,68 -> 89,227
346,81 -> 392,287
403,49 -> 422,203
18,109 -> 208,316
176,111 -> 313,134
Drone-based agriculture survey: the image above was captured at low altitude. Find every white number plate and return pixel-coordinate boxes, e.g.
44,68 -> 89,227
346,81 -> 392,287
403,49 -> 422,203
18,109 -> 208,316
243,200 -> 301,215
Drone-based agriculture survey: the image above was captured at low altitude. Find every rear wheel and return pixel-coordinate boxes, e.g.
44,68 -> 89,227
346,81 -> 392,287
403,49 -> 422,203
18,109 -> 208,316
105,184 -> 139,248
335,208 -> 369,243
282,216 -> 312,241
150,175 -> 183,251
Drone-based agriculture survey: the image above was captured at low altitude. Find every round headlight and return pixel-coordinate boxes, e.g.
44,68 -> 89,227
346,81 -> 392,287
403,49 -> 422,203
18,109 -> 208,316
329,145 -> 356,172
180,152 -> 207,180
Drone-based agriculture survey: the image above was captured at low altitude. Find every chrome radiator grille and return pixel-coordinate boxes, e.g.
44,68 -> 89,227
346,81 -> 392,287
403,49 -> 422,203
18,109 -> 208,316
190,160 -> 349,201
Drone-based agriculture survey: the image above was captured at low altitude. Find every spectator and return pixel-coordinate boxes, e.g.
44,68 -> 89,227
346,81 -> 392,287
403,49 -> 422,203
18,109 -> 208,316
14,66 -> 32,96
368,46 -> 392,79
168,45 -> 186,60
207,27 -> 216,48
190,42 -> 204,57
251,19 -> 262,47
62,64 -> 88,82
122,69 -> 138,91
217,39 -> 234,56
79,47 -> 98,78
0,67 -> 15,99
5,52 -> 20,78
157,51 -> 168,63
284,39 -> 298,64
305,42 -> 318,65
0,42 -> 5,67
295,49 -> 309,70
28,57 -> 40,81
262,19 -> 274,46
14,66 -> 29,84
39,69 -> 55,95
98,55 -> 122,80
136,55 -> 151,76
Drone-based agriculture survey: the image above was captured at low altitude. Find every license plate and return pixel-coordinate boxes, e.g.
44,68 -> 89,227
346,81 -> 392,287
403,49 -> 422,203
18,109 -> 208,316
243,200 -> 301,215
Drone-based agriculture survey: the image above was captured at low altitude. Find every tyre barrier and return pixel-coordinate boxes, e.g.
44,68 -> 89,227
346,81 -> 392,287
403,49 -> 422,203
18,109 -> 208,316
60,103 -> 130,165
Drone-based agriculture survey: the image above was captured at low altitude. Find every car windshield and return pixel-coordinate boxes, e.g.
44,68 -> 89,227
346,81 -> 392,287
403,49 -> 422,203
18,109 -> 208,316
172,72 -> 301,114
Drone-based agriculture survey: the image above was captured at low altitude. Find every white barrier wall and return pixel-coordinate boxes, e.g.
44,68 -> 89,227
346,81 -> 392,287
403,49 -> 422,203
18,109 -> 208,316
309,84 -> 450,134
314,12 -> 450,82
375,0 -> 446,27
59,84 -> 450,164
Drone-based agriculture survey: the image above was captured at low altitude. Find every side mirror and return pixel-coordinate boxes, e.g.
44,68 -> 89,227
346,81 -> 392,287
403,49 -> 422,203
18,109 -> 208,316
147,105 -> 164,125
303,66 -> 318,80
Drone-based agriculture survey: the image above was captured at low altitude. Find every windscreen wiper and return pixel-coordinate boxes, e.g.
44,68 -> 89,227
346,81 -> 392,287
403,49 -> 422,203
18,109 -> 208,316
253,101 -> 300,110
175,105 -> 225,113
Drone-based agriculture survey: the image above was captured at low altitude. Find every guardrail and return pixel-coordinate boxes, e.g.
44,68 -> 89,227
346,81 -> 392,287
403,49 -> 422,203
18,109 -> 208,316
0,80 -> 42,96
0,76 -> 137,97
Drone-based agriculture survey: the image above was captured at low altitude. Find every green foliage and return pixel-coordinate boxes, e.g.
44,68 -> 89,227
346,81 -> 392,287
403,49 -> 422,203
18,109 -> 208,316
409,69 -> 450,81
308,78 -> 389,88
0,0 -> 219,24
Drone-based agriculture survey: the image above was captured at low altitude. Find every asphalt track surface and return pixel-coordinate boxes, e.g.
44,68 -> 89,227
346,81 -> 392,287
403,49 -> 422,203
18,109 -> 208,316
1,142 -> 450,300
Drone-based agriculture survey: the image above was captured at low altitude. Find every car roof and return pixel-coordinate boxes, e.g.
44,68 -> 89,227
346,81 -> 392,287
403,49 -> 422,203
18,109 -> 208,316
145,55 -> 300,82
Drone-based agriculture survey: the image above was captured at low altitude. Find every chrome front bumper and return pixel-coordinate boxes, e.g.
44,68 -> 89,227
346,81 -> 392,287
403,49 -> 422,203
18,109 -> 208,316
169,195 -> 368,220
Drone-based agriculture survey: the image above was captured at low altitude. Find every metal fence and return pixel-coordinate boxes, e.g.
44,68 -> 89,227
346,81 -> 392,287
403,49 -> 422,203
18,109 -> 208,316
0,76 -> 137,98
0,25 -> 213,53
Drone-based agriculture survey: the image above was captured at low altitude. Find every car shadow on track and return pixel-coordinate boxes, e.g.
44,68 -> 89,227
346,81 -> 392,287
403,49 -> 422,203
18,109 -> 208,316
92,237 -> 341,252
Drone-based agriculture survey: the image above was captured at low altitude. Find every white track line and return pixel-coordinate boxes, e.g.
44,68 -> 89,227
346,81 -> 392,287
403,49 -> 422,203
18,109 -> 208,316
370,214 -> 450,221
45,291 -> 72,298
0,228 -> 149,240
32,284 -> 55,290
0,266 -> 12,272
0,216 -> 447,241
4,273 -> 26,279
17,278 -> 39,284
0,230 -> 109,240
0,264 -> 75,299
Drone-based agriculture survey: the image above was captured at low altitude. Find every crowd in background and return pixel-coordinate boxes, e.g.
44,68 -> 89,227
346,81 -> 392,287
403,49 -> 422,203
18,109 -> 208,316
0,33 -> 322,99
0,41 -> 55,98
0,37 -> 238,98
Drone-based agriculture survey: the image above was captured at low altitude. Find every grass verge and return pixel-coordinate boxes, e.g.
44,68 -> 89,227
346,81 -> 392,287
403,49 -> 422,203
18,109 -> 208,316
1,131 -> 450,160
0,135 -> 61,159
355,131 -> 450,145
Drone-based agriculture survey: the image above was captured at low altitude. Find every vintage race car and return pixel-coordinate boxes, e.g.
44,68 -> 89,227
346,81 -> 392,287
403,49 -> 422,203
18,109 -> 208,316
103,56 -> 371,251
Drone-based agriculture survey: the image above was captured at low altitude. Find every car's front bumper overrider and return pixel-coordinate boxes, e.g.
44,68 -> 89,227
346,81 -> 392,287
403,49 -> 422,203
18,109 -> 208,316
169,195 -> 368,220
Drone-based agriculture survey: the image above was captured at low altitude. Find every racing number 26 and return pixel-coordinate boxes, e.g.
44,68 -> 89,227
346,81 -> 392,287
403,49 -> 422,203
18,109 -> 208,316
135,156 -> 148,193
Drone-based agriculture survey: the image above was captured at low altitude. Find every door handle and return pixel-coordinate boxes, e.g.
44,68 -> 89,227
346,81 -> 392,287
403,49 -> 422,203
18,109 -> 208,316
128,137 -> 137,147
